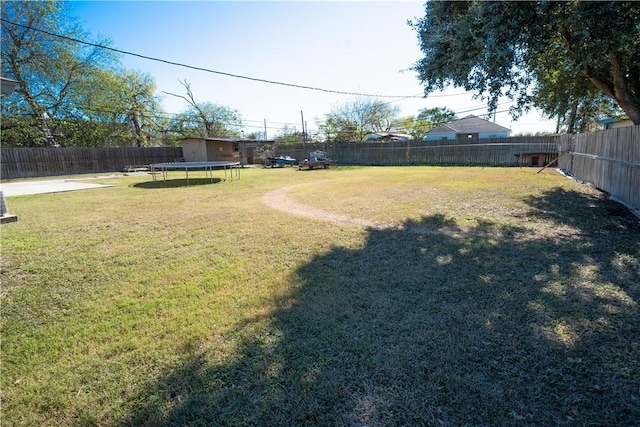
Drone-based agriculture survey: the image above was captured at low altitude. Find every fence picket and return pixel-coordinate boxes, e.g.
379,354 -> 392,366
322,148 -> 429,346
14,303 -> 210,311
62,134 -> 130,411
1,147 -> 183,179
557,125 -> 639,213
276,130 -> 639,213
2,128 -> 637,212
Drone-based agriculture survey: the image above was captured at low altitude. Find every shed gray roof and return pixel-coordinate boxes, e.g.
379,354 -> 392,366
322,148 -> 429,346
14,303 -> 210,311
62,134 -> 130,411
426,115 -> 511,134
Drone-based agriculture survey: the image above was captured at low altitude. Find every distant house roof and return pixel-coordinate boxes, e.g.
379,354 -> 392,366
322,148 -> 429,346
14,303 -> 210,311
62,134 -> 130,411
426,115 -> 511,135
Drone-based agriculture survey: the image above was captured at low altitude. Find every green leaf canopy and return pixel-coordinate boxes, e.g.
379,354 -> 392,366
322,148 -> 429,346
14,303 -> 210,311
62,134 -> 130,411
411,1 -> 640,125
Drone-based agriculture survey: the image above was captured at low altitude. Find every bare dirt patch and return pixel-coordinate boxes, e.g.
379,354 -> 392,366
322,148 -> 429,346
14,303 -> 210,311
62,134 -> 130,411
263,184 -> 387,229
262,184 -> 470,236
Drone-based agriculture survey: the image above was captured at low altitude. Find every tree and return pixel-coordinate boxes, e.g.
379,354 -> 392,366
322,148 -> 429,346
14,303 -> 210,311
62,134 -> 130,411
1,0 -> 161,147
118,71 -> 159,146
1,0 -> 118,146
66,68 -> 160,146
164,80 -> 242,138
529,45 -> 624,133
274,125 -> 304,145
395,107 -> 458,140
411,1 -> 640,125
394,116 -> 424,140
417,107 -> 457,128
317,98 -> 400,142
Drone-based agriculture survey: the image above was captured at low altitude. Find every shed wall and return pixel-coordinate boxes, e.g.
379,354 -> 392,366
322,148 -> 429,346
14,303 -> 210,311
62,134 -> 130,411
182,140 -> 207,162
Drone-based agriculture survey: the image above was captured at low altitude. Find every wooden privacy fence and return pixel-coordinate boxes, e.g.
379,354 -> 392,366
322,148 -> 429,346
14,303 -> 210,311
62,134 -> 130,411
1,146 -> 183,179
2,130 -> 637,214
275,137 -> 560,167
276,130 -> 638,213
557,125 -> 639,214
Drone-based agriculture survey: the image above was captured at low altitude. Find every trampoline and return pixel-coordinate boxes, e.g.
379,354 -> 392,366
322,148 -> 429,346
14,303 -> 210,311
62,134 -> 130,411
149,161 -> 241,185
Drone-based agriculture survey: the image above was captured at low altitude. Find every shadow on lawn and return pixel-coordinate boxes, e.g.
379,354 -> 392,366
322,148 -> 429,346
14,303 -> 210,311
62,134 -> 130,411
120,188 -> 640,426
132,178 -> 223,189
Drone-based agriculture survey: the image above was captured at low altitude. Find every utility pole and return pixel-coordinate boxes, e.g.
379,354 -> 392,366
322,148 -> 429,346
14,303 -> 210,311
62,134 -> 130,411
301,110 -> 306,143
264,119 -> 267,141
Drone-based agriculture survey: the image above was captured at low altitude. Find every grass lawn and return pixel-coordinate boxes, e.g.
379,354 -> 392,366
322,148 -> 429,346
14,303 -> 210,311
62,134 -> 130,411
2,166 -> 639,426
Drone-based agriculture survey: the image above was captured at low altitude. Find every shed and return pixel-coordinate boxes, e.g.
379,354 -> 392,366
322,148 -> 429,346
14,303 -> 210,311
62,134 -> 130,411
424,114 -> 511,141
181,137 -> 246,165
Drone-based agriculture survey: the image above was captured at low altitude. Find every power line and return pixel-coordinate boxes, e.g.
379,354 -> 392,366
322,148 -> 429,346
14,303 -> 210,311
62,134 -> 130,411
142,109 -> 299,128
1,18 -> 432,100
3,101 -> 302,131
3,18 -> 517,132
454,101 -> 512,116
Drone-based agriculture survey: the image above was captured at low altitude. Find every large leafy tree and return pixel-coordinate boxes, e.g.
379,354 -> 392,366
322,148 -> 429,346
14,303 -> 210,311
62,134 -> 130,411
62,68 -> 160,146
529,43 -> 624,133
411,1 -> 640,126
1,0 -> 117,146
2,0 -> 161,147
317,98 -> 400,142
117,71 -> 159,146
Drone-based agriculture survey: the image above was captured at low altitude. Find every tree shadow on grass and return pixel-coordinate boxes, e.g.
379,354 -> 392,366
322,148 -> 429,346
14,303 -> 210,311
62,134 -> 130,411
132,178 -> 223,189
120,188 -> 640,426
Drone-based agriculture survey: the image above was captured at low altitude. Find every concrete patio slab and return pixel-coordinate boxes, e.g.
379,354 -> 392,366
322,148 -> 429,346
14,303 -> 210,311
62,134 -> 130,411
0,179 -> 113,197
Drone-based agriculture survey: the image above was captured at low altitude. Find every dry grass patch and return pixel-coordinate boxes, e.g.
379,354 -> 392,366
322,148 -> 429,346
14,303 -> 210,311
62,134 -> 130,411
2,166 -> 639,426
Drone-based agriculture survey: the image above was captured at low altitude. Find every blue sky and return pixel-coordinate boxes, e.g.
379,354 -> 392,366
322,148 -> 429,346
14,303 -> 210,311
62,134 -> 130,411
66,1 -> 557,137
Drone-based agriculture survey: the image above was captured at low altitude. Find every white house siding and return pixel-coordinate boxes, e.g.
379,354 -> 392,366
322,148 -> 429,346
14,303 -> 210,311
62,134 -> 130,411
424,132 -> 455,141
479,132 -> 509,139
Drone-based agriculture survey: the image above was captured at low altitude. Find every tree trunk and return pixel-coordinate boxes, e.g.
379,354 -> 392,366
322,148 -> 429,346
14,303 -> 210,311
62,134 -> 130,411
130,112 -> 144,147
12,74 -> 57,146
584,51 -> 640,125
33,112 -> 56,147
566,101 -> 578,134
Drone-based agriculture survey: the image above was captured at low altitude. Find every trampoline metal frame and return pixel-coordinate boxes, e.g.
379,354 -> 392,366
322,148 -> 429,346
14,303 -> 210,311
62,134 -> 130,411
149,161 -> 241,185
